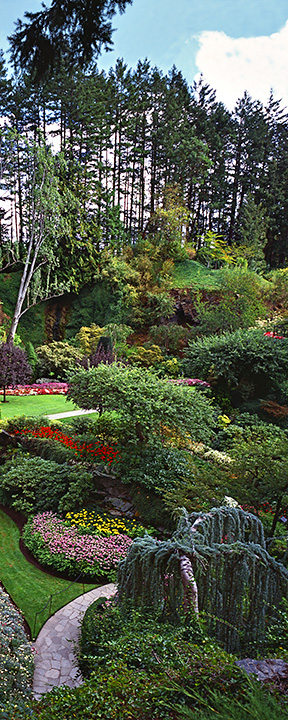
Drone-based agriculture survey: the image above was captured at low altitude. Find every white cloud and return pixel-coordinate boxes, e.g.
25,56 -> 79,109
194,21 -> 288,110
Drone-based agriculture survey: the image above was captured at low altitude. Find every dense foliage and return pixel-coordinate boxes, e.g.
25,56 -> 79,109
0,343 -> 31,402
0,452 -> 94,514
67,363 -> 216,446
0,586 -> 34,710
182,327 -> 288,409
117,507 -> 288,654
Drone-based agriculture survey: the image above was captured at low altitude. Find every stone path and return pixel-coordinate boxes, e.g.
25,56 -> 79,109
33,583 -> 116,699
46,409 -> 97,420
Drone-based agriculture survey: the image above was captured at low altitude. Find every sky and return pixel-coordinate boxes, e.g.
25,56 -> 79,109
0,0 -> 288,111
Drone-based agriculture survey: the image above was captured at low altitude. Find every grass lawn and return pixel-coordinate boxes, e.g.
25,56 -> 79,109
172,260 -> 223,290
0,393 -> 77,420
0,510 -> 99,638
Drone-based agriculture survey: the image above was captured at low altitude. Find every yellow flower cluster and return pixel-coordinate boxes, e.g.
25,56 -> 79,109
65,508 -> 145,538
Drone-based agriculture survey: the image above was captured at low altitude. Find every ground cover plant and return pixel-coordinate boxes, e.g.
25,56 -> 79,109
0,585 -> 34,711
22,512 -> 133,580
0,510 -> 98,638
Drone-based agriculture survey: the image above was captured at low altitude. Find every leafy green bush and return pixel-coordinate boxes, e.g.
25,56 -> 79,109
126,344 -> 164,367
36,341 -> 83,379
0,452 -> 94,515
0,586 -> 34,710
266,268 -> 288,308
67,363 -> 217,447
119,442 -> 198,492
1,414 -> 51,434
191,267 -> 267,337
130,485 -> 175,530
183,328 -> 288,405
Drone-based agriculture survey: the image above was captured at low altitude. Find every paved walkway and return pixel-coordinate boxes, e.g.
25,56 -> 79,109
46,409 -> 97,420
33,583 -> 116,699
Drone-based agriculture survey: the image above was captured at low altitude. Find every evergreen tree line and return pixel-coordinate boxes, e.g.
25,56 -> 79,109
1,51 -> 288,270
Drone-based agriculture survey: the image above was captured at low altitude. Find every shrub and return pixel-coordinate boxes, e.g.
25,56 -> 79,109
266,268 -> 288,308
130,485 -> 175,530
36,341 -> 83,379
127,344 -> 163,367
76,323 -> 132,355
182,327 -> 288,405
0,586 -> 34,710
118,443 -> 198,493
67,363 -> 216,447
0,452 -> 94,515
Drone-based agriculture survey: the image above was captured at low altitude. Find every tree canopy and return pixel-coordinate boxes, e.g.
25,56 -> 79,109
0,343 -> 31,402
67,363 -> 216,446
9,0 -> 133,79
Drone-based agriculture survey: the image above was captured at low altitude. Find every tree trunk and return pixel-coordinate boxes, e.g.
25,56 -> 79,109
179,554 -> 199,615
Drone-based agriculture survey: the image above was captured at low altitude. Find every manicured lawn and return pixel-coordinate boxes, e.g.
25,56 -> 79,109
0,510 -> 99,638
0,393 -> 77,420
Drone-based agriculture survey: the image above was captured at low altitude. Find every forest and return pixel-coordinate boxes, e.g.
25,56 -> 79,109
2,2 -> 288,718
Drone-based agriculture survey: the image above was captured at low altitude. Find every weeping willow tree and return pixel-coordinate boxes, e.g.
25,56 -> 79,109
117,507 -> 288,653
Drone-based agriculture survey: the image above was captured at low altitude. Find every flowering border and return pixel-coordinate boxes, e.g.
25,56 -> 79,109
15,425 -> 120,465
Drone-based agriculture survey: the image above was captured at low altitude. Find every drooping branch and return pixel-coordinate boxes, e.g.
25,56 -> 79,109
117,507 -> 288,652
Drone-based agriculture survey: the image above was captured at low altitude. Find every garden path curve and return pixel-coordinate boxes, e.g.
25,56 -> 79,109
32,583 -> 116,699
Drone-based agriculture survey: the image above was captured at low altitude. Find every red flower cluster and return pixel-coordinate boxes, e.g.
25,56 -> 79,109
241,502 -> 287,518
14,426 -> 120,465
264,331 -> 284,339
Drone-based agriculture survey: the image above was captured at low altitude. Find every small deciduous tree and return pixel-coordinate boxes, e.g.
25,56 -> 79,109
67,363 -> 216,446
0,343 -> 31,402
2,132 -> 80,343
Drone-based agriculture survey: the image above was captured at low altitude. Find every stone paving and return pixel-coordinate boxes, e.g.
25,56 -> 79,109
46,409 -> 97,420
33,583 -> 116,699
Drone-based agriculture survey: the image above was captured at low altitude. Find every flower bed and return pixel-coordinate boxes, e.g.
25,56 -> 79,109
169,378 -> 210,388
0,586 -> 34,709
23,512 -> 133,580
0,382 -> 68,396
65,509 -> 154,538
15,425 -> 120,465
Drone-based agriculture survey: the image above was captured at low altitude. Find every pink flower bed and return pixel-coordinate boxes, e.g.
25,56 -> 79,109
0,382 -> 68,396
23,512 -> 133,579
169,378 -> 210,388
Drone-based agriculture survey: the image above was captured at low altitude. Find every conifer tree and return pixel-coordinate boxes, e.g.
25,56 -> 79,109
117,506 -> 288,653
